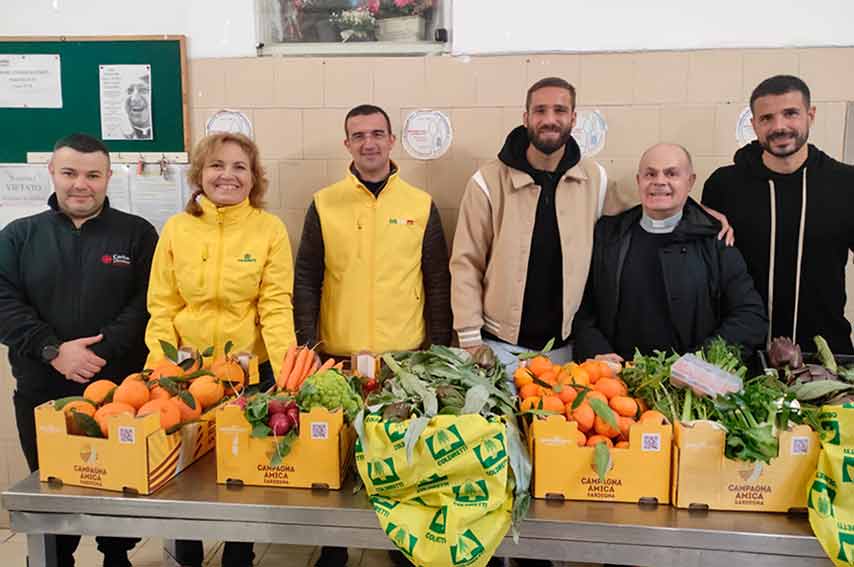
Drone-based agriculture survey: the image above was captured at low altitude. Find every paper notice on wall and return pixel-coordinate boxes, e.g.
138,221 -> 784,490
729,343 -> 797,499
129,165 -> 187,233
0,164 -> 53,203
107,165 -> 132,213
99,64 -> 153,141
0,54 -> 63,108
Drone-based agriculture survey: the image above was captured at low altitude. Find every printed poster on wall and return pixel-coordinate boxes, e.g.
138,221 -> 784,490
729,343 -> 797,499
99,64 -> 153,141
0,54 -> 63,108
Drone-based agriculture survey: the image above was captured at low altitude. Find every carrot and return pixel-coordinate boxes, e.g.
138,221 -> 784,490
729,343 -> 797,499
333,361 -> 345,371
277,344 -> 297,391
286,346 -> 311,391
295,349 -> 319,390
317,358 -> 335,374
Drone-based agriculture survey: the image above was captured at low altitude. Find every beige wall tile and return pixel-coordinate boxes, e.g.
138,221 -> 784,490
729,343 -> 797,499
687,50 -> 743,104
599,158 -> 641,212
261,159 -> 282,209
374,58 -> 426,110
692,156 -> 731,201
742,49 -> 800,101
303,109 -> 350,160
472,56 -> 527,107
633,52 -> 689,105
451,108 -> 505,160
323,58 -> 374,108
283,209 -> 308,257
222,59 -> 276,107
395,159 -> 428,190
325,159 -> 352,186
425,56 -> 477,107
426,157 -> 478,210
660,106 -> 717,156
526,55 -> 581,93
579,54 -> 635,106
799,48 -> 854,102
811,102 -> 848,160
501,107 -> 524,138
254,109 -> 302,160
273,58 -> 324,107
279,160 -> 327,210
439,208 -> 458,254
714,103 -> 748,158
599,106 -> 660,158
189,59 -> 226,108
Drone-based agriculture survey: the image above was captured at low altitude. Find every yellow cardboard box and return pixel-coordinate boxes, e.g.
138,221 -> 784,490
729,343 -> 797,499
215,404 -> 355,489
35,401 -> 216,495
671,421 -> 820,511
529,415 -> 672,503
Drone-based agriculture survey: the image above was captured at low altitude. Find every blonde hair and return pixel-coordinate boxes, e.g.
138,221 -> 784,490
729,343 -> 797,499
185,132 -> 267,216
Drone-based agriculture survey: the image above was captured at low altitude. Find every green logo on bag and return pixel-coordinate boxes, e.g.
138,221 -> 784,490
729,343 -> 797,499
417,473 -> 449,493
453,479 -> 490,506
429,506 -> 447,535
371,495 -> 399,517
386,522 -> 418,557
837,529 -> 854,563
426,424 -> 467,465
844,455 -> 854,483
384,421 -> 407,448
368,457 -> 403,489
808,478 -> 837,518
821,417 -> 841,445
450,529 -> 486,566
474,432 -> 507,475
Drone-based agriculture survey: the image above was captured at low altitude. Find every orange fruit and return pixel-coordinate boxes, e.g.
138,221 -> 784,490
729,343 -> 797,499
573,429 -> 587,447
586,435 -> 614,448
513,366 -> 534,388
94,402 -> 136,437
519,396 -> 542,412
610,396 -> 639,418
594,414 -> 621,438
567,363 -> 590,387
189,376 -> 225,409
639,409 -> 667,425
170,393 -> 202,422
615,441 -> 630,449
113,377 -> 151,410
538,369 -> 558,386
138,399 -> 181,431
83,379 -> 118,405
148,359 -> 184,381
585,390 -> 608,405
62,400 -> 97,435
540,395 -> 565,413
556,384 -> 577,405
594,377 -> 628,400
210,358 -> 245,393
569,403 -> 595,433
579,360 -> 602,384
617,416 -> 636,439
527,356 -> 552,378
518,382 -> 542,400
148,384 -> 172,401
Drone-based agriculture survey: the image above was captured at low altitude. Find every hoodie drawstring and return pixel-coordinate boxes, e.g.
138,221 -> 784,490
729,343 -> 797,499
766,168 -> 808,347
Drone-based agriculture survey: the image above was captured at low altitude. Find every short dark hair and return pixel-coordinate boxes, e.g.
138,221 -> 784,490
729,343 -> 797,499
526,77 -> 577,111
750,75 -> 811,111
344,104 -> 393,137
53,133 -> 110,162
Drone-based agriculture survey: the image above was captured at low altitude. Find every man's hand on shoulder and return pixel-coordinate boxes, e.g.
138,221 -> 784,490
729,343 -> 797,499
51,334 -> 107,384
702,204 -> 735,246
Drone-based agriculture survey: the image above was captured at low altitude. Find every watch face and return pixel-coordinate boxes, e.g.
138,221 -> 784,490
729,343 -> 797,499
42,344 -> 60,362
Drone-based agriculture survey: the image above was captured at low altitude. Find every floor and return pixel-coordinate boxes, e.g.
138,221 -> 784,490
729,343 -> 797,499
0,530 -> 602,566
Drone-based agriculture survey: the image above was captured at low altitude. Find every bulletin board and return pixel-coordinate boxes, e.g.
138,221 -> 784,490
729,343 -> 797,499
0,35 -> 188,163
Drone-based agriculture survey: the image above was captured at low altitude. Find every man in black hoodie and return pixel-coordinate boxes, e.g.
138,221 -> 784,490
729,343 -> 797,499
702,75 -> 854,354
0,133 -> 157,567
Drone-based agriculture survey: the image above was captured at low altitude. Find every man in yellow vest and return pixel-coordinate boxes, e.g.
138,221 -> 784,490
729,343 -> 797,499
294,104 -> 452,567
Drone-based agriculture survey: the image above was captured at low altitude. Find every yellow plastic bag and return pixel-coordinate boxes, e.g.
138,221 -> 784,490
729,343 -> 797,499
356,413 -> 513,567
807,403 -> 854,566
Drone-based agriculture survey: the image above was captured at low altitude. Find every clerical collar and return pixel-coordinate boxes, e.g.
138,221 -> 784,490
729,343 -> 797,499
640,210 -> 683,234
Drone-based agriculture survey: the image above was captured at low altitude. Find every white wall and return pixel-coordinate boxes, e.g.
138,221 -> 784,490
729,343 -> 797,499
453,0 -> 854,54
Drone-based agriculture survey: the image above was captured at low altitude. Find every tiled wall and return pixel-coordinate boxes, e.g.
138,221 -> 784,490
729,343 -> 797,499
0,47 -> 852,525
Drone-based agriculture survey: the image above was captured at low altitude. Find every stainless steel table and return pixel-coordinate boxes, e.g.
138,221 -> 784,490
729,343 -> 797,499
1,453 -> 832,566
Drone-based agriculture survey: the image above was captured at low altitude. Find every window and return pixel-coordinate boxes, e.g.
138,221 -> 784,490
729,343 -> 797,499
256,0 -> 450,55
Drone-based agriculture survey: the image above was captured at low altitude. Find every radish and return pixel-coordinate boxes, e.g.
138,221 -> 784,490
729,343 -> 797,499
268,398 -> 288,415
269,412 -> 291,436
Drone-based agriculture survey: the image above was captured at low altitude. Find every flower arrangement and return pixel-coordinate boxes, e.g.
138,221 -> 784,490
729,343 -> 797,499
329,7 -> 378,41
366,0 -> 433,18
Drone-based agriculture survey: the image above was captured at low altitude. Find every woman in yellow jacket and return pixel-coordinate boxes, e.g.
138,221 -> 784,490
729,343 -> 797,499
145,132 -> 295,567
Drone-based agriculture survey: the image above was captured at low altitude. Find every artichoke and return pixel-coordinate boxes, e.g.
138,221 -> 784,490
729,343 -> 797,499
768,337 -> 803,370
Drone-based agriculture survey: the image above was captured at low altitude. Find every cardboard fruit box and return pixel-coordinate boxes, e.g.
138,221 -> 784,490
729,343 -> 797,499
529,415 -> 672,504
671,420 -> 820,511
35,402 -> 217,495
215,403 -> 355,489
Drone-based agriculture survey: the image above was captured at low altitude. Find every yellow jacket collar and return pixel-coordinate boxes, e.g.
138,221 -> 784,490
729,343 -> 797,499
347,161 -> 401,197
198,195 -> 254,225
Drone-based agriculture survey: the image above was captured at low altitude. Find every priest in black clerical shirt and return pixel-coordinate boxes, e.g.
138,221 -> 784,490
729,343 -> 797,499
572,143 -> 767,363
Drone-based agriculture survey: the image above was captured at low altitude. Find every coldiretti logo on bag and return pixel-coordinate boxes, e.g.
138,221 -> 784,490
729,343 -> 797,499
426,506 -> 447,543
386,522 -> 418,558
821,413 -> 841,445
384,421 -> 407,447
450,529 -> 486,566
453,479 -> 489,506
473,432 -> 507,476
368,457 -> 403,490
837,527 -> 854,563
417,473 -> 449,493
426,424 -> 467,465
843,453 -> 854,483
371,495 -> 400,517
808,476 -> 837,518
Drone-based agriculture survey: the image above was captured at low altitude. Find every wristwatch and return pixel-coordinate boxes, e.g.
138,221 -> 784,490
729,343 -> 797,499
41,343 -> 60,363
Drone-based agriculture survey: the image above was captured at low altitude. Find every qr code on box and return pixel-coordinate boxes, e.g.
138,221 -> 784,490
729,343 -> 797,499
118,426 -> 135,445
791,436 -> 810,455
641,433 -> 661,452
311,422 -> 328,440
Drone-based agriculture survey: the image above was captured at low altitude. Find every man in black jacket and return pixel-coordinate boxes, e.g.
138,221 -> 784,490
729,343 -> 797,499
573,143 -> 766,362
0,133 -> 158,567
702,75 -> 854,354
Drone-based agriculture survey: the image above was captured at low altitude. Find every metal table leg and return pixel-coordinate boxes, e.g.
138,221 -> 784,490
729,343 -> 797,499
26,533 -> 57,567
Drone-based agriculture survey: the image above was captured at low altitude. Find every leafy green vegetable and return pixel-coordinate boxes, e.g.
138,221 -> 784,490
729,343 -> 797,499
593,441 -> 611,481
814,335 -> 838,375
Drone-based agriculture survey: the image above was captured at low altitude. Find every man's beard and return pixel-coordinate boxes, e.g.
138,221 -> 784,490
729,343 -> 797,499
760,128 -> 809,158
528,124 -> 573,155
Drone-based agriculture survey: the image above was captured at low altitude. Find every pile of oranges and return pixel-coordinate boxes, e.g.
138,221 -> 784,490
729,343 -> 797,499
515,356 -> 667,449
58,351 -> 244,439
